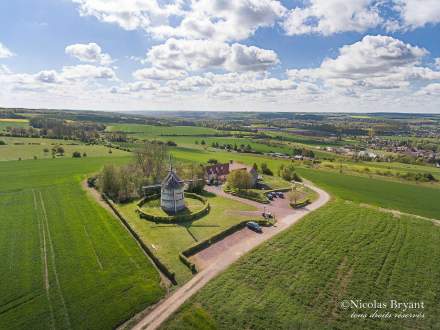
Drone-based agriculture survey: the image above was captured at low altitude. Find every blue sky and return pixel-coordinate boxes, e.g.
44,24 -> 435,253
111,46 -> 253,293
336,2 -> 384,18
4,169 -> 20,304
1,0 -> 440,112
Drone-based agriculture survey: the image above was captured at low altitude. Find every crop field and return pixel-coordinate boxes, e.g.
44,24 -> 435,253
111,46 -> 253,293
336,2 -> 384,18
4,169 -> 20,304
105,124 -> 222,138
118,192 -> 258,283
0,119 -> 29,132
0,158 -> 164,329
163,200 -> 440,330
0,137 -> 129,161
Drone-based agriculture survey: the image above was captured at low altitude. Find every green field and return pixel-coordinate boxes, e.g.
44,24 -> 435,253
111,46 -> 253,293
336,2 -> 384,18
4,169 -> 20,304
0,157 -> 164,329
0,137 -> 129,161
118,192 -> 258,283
163,200 -> 440,330
0,119 -> 30,132
106,124 -> 222,138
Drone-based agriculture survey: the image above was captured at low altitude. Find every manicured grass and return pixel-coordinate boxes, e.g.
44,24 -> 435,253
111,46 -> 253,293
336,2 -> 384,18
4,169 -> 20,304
0,157 -> 164,329
0,137 -> 129,161
162,200 -> 440,330
118,192 -> 258,283
141,197 -> 205,217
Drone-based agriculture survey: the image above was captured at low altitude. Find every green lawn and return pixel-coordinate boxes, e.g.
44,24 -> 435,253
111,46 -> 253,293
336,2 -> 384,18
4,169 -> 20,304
118,192 -> 258,283
162,200 -> 440,330
0,137 -> 129,161
141,196 -> 205,217
0,157 -> 164,329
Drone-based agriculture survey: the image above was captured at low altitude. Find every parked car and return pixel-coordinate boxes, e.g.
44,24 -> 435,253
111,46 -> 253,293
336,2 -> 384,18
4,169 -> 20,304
278,192 -> 284,198
246,221 -> 263,233
267,193 -> 274,200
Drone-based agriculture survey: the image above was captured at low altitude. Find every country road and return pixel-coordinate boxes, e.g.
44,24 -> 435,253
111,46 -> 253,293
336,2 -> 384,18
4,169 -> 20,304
131,182 -> 330,330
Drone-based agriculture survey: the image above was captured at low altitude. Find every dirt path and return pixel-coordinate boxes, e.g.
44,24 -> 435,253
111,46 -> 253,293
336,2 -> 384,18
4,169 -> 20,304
131,182 -> 330,330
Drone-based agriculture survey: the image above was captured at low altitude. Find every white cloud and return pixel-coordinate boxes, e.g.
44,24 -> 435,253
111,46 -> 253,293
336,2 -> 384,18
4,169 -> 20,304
393,0 -> 440,29
287,35 -> 435,91
146,38 -> 279,72
71,0 -> 286,42
61,65 -> 116,80
0,42 -> 14,58
416,83 -> 440,96
162,0 -> 286,41
283,0 -> 382,36
65,42 -> 112,65
71,0 -> 185,33
133,67 -> 187,80
35,70 -> 60,84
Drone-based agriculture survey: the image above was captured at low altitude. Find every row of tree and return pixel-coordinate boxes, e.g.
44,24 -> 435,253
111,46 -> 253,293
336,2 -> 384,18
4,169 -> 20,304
98,142 -> 205,202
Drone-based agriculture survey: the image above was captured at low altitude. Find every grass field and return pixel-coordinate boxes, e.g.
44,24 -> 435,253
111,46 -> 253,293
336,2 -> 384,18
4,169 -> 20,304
0,157 -> 164,329
105,124 -> 222,138
0,120 -> 29,132
118,192 -> 258,283
0,137 -> 129,161
162,200 -> 440,330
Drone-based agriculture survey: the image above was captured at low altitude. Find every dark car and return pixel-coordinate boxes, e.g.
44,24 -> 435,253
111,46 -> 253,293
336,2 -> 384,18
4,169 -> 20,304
267,193 -> 274,200
278,192 -> 284,198
246,221 -> 263,233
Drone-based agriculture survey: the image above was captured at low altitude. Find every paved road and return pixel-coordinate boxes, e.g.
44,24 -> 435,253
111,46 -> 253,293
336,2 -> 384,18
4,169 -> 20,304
131,182 -> 330,330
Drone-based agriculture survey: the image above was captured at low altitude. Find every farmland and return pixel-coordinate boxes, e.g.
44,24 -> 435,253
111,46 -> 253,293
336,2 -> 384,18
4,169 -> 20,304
163,200 -> 440,330
0,158 -> 164,329
0,137 -> 129,161
105,124 -> 222,139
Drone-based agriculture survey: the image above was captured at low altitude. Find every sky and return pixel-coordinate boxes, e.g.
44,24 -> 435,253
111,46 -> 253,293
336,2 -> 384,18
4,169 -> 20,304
1,0 -> 440,113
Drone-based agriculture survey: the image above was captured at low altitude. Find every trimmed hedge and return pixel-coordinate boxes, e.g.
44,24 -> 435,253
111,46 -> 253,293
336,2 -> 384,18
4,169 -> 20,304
137,192 -> 210,223
180,219 -> 273,273
290,198 -> 311,209
101,193 -> 177,285
225,186 -> 293,204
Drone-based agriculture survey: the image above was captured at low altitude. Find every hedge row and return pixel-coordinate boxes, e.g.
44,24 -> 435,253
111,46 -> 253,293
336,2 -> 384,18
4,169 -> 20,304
101,193 -> 177,285
180,219 -> 273,273
290,198 -> 311,209
137,192 -> 210,223
225,186 -> 293,204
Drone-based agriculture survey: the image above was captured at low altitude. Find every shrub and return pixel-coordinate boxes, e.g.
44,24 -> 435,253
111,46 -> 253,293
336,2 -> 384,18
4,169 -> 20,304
261,163 -> 273,176
0,140 -> 6,145
72,151 -> 82,158
82,152 -> 87,157
227,170 -> 253,189
207,159 -> 218,164
166,141 -> 177,146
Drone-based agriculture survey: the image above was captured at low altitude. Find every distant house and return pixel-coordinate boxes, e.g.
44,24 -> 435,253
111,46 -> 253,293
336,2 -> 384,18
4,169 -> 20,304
205,160 -> 258,187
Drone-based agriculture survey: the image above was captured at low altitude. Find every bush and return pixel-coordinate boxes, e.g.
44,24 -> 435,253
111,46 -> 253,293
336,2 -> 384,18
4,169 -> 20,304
166,141 -> 177,146
72,151 -> 82,158
227,170 -> 253,189
0,140 -> 6,145
207,159 -> 218,164
83,152 -> 87,157
261,163 -> 273,176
